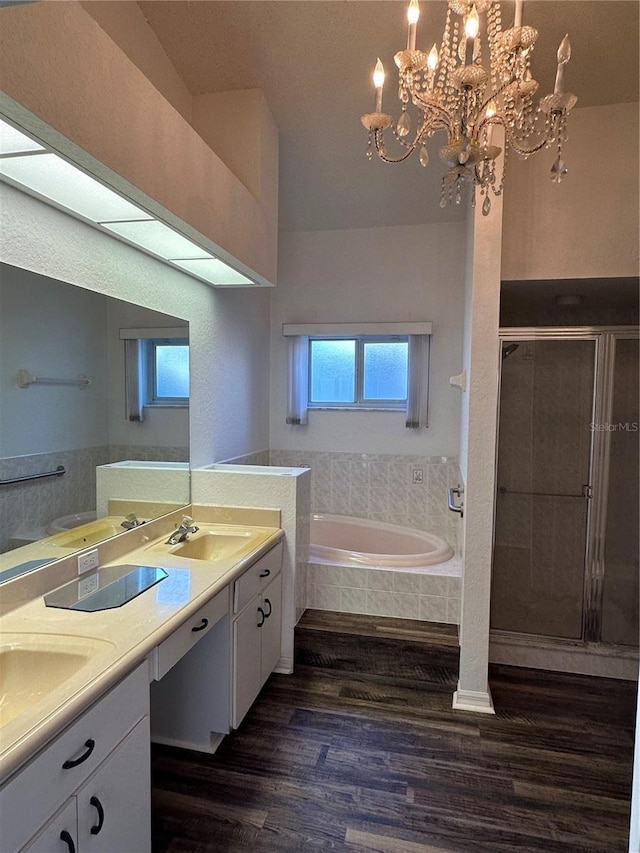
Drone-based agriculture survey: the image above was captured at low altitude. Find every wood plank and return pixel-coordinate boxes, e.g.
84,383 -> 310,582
151,611 -> 636,853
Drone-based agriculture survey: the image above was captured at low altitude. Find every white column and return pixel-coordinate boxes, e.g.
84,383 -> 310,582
453,130 -> 505,714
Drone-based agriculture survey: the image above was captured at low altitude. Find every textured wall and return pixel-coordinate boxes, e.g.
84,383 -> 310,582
270,223 -> 466,457
502,103 -> 639,281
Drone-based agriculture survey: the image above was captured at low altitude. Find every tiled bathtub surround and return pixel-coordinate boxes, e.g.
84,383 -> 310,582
0,445 -> 188,552
269,449 -> 462,551
307,559 -> 462,624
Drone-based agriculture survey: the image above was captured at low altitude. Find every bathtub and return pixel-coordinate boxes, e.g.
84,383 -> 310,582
307,514 -> 460,624
309,513 -> 454,568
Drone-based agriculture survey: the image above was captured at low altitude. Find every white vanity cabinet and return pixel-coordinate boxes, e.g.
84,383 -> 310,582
232,543 -> 283,728
22,718 -> 149,853
1,662 -> 150,853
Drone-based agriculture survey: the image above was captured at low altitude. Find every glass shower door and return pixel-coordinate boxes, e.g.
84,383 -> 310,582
491,339 -> 596,639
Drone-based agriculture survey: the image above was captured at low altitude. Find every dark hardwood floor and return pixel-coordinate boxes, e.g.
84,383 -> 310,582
151,611 -> 637,853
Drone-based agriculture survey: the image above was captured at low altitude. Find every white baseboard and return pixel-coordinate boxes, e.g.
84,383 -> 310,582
452,683 -> 495,714
151,731 -> 226,753
274,654 -> 294,674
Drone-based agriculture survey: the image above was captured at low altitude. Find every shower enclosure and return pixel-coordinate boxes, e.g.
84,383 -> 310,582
492,328 -> 639,653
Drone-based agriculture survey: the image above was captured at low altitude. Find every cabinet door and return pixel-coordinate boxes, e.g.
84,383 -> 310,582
260,574 -> 282,684
232,600 -> 263,728
22,799 -> 77,853
76,717 -> 150,853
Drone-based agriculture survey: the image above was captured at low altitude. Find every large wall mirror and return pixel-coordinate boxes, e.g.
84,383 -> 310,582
0,262 -> 190,578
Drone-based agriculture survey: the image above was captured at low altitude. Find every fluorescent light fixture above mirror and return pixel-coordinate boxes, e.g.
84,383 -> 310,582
0,153 -> 149,222
101,219 -> 212,261
0,115 -> 264,287
0,119 -> 45,155
170,258 -> 254,286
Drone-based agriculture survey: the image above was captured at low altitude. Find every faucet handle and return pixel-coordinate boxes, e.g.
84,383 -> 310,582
181,514 -> 194,526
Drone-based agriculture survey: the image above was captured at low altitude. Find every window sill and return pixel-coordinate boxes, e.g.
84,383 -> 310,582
307,406 -> 406,413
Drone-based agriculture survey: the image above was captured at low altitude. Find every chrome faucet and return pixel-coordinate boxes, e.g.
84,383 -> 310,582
166,515 -> 199,545
121,512 -> 145,530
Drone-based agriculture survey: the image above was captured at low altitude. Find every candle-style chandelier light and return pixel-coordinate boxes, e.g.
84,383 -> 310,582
360,0 -> 577,215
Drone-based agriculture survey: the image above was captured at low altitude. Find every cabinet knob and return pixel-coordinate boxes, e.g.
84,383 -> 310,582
60,830 -> 76,853
191,617 -> 209,632
90,795 -> 105,835
259,569 -> 271,578
257,607 -> 265,628
263,598 -> 272,618
62,738 -> 95,769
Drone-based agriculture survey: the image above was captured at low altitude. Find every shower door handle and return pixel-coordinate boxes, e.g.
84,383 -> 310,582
448,486 -> 464,517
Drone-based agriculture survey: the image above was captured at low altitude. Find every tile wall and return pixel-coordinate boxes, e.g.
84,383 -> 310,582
269,449 -> 462,550
307,560 -> 462,624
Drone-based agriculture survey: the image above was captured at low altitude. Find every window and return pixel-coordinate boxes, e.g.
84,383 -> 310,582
309,336 -> 408,409
145,338 -> 189,405
120,326 -> 189,422
283,322 -> 431,428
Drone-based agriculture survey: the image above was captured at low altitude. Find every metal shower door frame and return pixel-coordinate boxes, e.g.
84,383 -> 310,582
494,326 -> 638,645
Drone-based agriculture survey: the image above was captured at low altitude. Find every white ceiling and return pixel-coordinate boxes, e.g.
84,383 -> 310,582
129,1 -> 638,232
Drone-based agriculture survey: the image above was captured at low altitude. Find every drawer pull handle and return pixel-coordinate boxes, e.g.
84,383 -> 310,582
263,598 -> 272,618
90,795 -> 105,835
259,569 -> 271,578
62,738 -> 95,769
257,607 -> 265,628
60,830 -> 76,853
191,617 -> 209,632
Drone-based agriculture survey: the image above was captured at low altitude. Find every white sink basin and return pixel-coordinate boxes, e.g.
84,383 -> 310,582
0,634 -> 114,727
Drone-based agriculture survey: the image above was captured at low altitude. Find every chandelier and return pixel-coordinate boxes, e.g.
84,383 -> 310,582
360,0 -> 577,215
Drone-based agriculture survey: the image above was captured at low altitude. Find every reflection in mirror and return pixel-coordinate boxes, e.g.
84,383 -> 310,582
0,262 -> 190,576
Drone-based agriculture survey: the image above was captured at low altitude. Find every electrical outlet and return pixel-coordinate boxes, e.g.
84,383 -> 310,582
412,468 -> 424,484
77,549 -> 99,575
78,573 -> 99,599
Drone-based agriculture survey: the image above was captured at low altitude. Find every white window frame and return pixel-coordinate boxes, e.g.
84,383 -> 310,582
120,326 -> 189,422
144,337 -> 190,407
283,322 -> 431,428
308,335 -> 409,411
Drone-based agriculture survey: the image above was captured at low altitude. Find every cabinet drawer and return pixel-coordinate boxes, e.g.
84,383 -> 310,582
153,588 -> 229,680
1,662 -> 148,853
233,542 -> 283,614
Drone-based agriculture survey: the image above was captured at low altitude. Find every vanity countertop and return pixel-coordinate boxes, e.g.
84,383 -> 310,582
0,518 -> 283,786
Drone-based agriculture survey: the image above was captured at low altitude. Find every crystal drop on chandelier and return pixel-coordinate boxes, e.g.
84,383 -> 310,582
550,157 -> 568,183
482,195 -> 492,215
419,146 -> 429,167
397,111 -> 411,137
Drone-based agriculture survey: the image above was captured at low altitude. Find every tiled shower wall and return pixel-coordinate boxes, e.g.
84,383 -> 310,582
269,449 -> 461,551
0,444 -> 188,551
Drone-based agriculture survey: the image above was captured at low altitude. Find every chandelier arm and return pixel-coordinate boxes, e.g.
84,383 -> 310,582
374,129 -> 422,163
504,131 -> 553,157
416,102 -> 455,137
